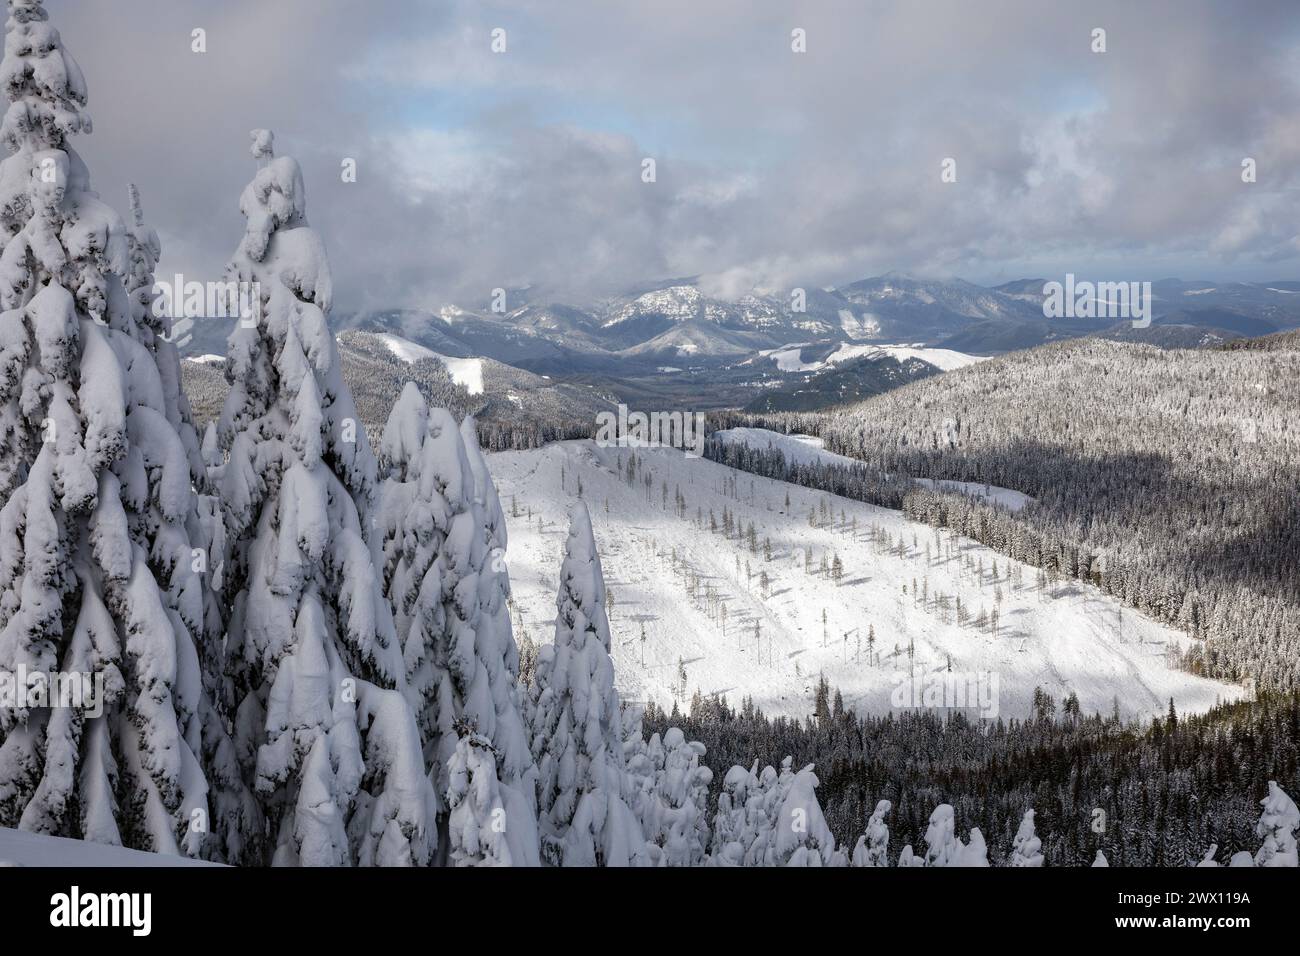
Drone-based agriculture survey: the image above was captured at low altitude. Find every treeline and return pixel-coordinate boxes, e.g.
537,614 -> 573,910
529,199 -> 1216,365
645,689 -> 1300,867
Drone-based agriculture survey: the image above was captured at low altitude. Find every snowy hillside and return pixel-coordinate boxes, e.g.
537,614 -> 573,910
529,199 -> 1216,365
489,440 -> 1239,721
372,332 -> 485,395
761,343 -> 986,374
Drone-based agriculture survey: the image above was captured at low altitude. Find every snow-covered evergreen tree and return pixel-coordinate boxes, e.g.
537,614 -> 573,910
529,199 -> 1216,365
708,761 -> 758,866
0,0 -> 224,858
772,760 -> 836,866
725,756 -> 835,867
445,727 -> 539,866
850,799 -> 891,867
741,763 -> 780,866
639,726 -> 712,866
1009,809 -> 1044,867
1252,780 -> 1298,868
620,702 -> 654,827
375,384 -> 536,858
923,804 -> 962,866
214,129 -> 434,866
525,502 -> 644,865
960,827 -> 990,866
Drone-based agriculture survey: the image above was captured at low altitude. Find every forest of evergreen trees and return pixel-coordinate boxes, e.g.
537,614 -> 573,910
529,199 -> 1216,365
645,687 -> 1300,866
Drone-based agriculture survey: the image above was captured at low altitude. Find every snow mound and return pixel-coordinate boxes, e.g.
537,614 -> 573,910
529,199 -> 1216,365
0,827 -> 223,867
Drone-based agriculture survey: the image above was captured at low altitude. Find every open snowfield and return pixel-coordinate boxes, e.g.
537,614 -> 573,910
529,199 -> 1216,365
489,438 -> 1241,722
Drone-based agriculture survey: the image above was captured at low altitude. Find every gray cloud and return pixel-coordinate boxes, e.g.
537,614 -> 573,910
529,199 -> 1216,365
56,0 -> 1300,311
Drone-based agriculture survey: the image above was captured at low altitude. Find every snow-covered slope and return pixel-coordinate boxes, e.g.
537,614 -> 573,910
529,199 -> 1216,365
760,343 -> 985,374
489,440 -> 1239,721
836,344 -> 986,371
0,828 -> 222,867
374,332 -> 485,395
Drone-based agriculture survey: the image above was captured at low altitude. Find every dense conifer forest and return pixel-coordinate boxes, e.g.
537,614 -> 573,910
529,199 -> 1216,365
646,687 -> 1300,866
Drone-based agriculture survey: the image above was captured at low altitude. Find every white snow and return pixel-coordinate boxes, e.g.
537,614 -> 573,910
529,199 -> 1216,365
488,439 -> 1240,722
373,333 -> 484,395
186,354 -> 225,365
765,345 -> 820,372
760,343 -> 984,375
836,343 -> 985,372
0,827 -> 222,867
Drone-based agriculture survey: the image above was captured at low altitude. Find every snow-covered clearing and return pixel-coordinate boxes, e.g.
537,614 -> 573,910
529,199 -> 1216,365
489,440 -> 1239,722
375,332 -> 485,394
759,343 -> 985,374
827,343 -> 986,372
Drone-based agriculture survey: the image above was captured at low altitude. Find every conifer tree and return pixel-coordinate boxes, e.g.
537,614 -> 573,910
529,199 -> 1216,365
214,129 -> 434,866
850,799 -> 891,867
376,385 -> 536,855
1009,808 -> 1044,866
0,0 -> 222,858
525,502 -> 644,865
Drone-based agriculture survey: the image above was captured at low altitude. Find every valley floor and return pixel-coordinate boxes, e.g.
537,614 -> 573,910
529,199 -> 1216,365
489,437 -> 1241,721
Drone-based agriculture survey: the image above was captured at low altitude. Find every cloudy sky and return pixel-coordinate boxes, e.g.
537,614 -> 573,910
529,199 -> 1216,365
58,0 -> 1300,311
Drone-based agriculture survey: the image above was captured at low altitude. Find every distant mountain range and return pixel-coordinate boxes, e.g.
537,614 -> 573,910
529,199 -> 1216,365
171,273 -> 1300,416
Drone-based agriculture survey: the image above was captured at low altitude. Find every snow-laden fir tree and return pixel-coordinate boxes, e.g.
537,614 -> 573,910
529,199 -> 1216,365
444,726 -> 538,866
740,763 -> 781,866
724,757 -> 836,867
920,805 -> 957,866
961,827 -> 990,866
923,804 -> 962,866
638,726 -> 712,866
1008,808 -> 1044,867
525,501 -> 645,865
769,759 -> 837,866
0,0 -> 224,857
121,183 -> 258,863
850,799 -> 891,867
214,129 -> 434,866
375,385 -> 536,857
707,761 -> 758,866
1252,780 -> 1298,868
620,701 -> 654,827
